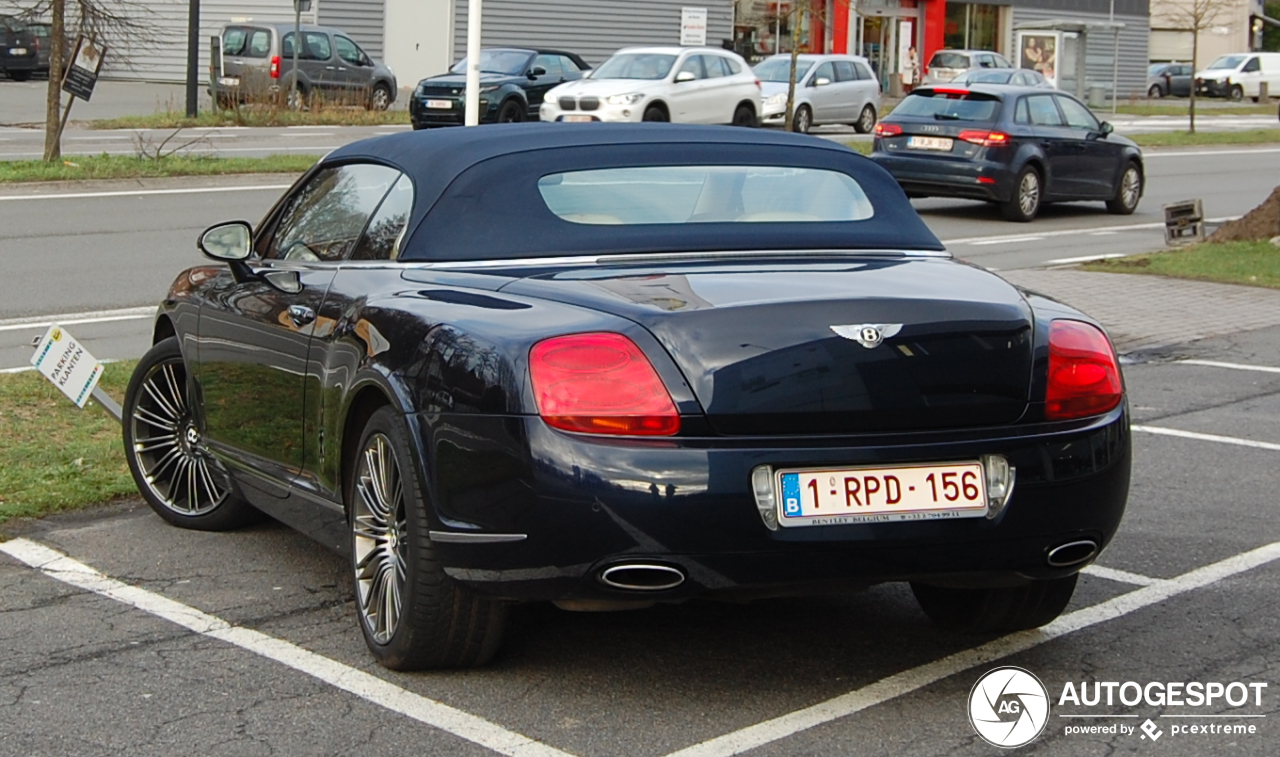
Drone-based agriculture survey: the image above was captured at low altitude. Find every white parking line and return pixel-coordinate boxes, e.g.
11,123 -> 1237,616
0,306 -> 157,332
1044,253 -> 1127,265
0,539 -> 576,757
1179,359 -> 1280,375
1133,425 -> 1280,452
662,540 -> 1280,757
0,185 -> 291,202
940,216 -> 1237,247
969,236 -> 1045,246
1081,564 -> 1163,586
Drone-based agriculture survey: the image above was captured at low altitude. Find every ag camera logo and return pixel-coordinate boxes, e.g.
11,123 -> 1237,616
969,667 -> 1050,748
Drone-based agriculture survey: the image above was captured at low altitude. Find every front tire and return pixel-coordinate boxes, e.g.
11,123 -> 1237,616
1148,84 -> 1164,99
368,83 -> 392,111
1000,165 -> 1042,222
853,104 -> 877,133
1229,84 -> 1244,101
642,105 -> 669,122
497,98 -> 524,123
792,104 -> 812,134
1106,162 -> 1142,215
911,574 -> 1078,633
123,337 -> 259,531
350,407 -> 508,670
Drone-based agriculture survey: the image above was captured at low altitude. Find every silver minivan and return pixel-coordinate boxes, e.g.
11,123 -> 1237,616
214,22 -> 397,110
923,49 -> 1012,85
755,53 -> 881,133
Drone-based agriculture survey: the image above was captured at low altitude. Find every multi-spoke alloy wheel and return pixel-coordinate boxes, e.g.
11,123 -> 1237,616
123,337 -> 257,531
352,432 -> 408,645
1107,163 -> 1143,215
1001,165 -> 1042,222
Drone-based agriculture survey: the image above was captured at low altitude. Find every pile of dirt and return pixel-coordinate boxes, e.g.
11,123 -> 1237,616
1207,185 -> 1280,243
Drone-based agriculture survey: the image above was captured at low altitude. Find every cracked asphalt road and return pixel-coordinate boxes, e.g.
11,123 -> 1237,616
4,326 -> 1280,757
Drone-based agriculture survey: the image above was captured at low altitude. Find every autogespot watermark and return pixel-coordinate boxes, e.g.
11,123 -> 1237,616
969,668 -> 1269,748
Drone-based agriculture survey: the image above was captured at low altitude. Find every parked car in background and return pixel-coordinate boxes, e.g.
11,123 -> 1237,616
1195,52 -> 1280,101
540,46 -> 759,125
410,48 -> 590,128
754,53 -> 880,133
870,85 -> 1143,222
26,20 -> 51,75
949,67 -> 1051,89
923,49 -> 1012,85
0,15 -> 38,81
1147,62 -> 1192,98
214,22 -> 396,109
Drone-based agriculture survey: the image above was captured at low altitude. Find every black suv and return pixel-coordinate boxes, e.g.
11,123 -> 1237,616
411,47 -> 590,128
1,15 -> 38,81
870,85 -> 1144,222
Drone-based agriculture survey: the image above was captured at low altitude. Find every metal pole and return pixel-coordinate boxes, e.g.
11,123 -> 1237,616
91,386 -> 122,424
465,0 -> 482,125
775,11 -> 781,55
1110,0 -> 1119,113
292,5 -> 301,109
185,0 -> 199,117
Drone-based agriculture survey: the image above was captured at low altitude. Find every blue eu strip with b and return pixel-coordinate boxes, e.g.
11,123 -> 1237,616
781,473 -> 802,517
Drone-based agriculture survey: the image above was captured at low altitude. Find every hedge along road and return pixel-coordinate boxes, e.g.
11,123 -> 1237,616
4,324 -> 1280,756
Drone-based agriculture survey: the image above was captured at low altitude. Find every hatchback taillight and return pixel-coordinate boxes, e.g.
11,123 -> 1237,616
529,333 -> 680,436
958,130 -> 1011,147
874,122 -> 902,138
1045,320 -> 1122,420
270,55 -> 280,78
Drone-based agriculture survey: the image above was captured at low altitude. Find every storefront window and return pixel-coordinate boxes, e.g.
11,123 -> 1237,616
945,3 -> 999,51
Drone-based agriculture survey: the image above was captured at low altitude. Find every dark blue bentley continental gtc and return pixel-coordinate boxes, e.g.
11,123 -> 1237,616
124,124 -> 1130,669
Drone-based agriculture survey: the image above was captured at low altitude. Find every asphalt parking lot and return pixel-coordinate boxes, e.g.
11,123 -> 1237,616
4,317 -> 1280,757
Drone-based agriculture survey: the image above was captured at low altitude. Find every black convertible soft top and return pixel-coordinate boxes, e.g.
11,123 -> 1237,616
322,123 -> 945,261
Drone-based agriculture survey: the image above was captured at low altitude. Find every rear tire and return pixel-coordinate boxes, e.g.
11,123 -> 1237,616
11,70 -> 31,82
1106,161 -> 1142,215
853,104 -> 877,133
911,574 -> 1078,633
732,103 -> 757,126
350,406 -> 508,670
1000,165 -> 1042,222
792,104 -> 812,134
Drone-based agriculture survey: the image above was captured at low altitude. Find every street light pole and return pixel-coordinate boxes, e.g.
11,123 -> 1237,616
465,0 -> 483,126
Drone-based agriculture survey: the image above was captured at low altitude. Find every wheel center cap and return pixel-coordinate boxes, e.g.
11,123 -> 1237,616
386,529 -> 399,550
185,425 -> 201,446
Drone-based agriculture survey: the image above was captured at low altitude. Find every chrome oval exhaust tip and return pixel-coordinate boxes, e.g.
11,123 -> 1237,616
1047,540 -> 1099,568
598,563 -> 686,592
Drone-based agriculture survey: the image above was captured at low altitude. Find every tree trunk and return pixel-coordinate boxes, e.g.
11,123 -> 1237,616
42,0 -> 67,161
783,10 -> 803,131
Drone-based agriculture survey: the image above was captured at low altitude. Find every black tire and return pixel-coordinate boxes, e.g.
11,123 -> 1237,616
368,83 -> 392,111
853,104 -> 877,134
123,337 -> 260,531
642,105 -> 669,122
732,103 -> 757,126
350,406 -> 508,670
1229,84 -> 1244,102
1000,165 -> 1042,222
1148,84 -> 1163,99
10,70 -> 32,82
792,104 -> 812,134
497,98 -> 524,123
911,574 -> 1078,633
1106,161 -> 1143,215
1252,96 -> 1260,104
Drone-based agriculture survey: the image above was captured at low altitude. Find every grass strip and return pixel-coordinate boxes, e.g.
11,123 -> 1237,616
1113,103 -> 1276,117
0,153 -> 317,183
1081,241 -> 1280,289
0,362 -> 138,524
92,108 -> 410,130
1129,129 -> 1280,147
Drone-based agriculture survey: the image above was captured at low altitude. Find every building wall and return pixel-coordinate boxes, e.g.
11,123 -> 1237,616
451,0 -> 735,67
318,0 -> 386,60
383,0 -> 453,85
1150,0 -> 1250,68
1011,6 -> 1150,98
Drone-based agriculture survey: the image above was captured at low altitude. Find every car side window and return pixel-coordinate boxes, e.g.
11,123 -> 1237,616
532,54 -> 562,77
265,164 -> 402,263
560,55 -> 586,73
701,55 -> 729,78
723,56 -> 743,74
854,61 -> 874,80
1243,57 -> 1261,73
303,32 -> 332,61
811,61 -> 835,83
1056,96 -> 1100,131
1026,95 -> 1065,126
677,55 -> 705,79
833,60 -> 856,81
350,174 -> 414,261
281,32 -> 296,58
335,36 -> 362,66
977,55 -> 993,69
222,28 -> 248,56
997,54 -> 1013,68
247,30 -> 270,58
1015,97 -> 1031,124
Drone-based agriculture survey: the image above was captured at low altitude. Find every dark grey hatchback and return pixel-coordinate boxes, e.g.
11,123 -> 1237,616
870,85 -> 1143,222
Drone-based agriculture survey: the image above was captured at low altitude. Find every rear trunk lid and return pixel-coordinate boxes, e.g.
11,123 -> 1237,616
502,257 -> 1034,435
877,89 -> 1006,160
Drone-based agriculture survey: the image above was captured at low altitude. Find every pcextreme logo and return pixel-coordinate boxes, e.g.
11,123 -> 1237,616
968,667 -> 1051,748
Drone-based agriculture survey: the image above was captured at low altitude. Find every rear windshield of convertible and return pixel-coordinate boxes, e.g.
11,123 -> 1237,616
537,166 -> 875,225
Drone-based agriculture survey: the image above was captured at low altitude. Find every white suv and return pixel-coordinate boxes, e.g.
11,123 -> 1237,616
540,46 -> 760,125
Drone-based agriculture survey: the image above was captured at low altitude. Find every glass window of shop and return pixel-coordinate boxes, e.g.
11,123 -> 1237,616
945,3 -> 1000,51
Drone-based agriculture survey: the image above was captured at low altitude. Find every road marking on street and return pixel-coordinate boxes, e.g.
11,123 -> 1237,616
1133,425 -> 1280,452
1089,231 -> 1119,236
1179,359 -> 1280,375
1081,564 -> 1163,586
0,306 -> 157,332
661,540 -> 1280,757
0,185 -> 291,202
969,236 -> 1045,246
1144,148 -> 1280,158
941,216 -> 1238,247
1044,253 -> 1128,265
0,366 -> 34,374
0,538 -> 577,757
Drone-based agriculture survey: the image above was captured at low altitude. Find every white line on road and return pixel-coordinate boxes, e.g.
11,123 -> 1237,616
0,538 -> 577,757
0,366 -> 34,374
1089,231 -> 1120,236
1179,359 -> 1280,375
0,306 -> 157,332
1143,148 -> 1280,158
969,236 -> 1045,246
1133,424 -> 1280,452
1044,253 -> 1128,265
0,185 -> 291,202
1081,564 -> 1163,586
941,216 -> 1238,247
661,540 -> 1280,757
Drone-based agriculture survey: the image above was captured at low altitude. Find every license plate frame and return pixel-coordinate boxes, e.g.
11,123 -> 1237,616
907,136 -> 954,151
217,76 -> 240,87
425,99 -> 453,109
776,461 -> 988,527
562,114 -> 595,122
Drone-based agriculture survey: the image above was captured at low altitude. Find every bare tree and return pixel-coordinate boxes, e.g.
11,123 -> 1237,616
1157,0 -> 1235,133
742,0 -> 857,131
13,0 -> 155,160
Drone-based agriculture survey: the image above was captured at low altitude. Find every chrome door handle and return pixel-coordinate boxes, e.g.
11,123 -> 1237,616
287,305 -> 316,327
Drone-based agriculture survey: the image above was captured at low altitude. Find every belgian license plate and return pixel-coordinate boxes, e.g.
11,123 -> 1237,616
426,99 -> 453,109
777,461 -> 987,527
907,136 -> 954,151
562,114 -> 594,122
9,47 -> 28,55
218,77 -> 239,87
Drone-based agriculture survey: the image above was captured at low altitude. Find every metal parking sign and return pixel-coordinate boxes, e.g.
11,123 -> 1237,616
30,325 -> 104,408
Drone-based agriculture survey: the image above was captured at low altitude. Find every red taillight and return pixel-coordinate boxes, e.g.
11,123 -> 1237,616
958,130 -> 1011,147
1045,320 -> 1122,420
874,122 -> 902,138
529,333 -> 680,436
270,55 -> 280,78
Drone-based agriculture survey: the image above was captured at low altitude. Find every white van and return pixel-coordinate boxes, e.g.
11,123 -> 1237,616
1195,52 -> 1280,101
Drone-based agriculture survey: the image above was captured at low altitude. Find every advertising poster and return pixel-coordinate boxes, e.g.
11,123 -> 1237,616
1017,31 -> 1061,89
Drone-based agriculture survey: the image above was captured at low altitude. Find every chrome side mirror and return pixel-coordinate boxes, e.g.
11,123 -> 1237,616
675,71 -> 696,83
199,221 -> 252,261
812,76 -> 831,87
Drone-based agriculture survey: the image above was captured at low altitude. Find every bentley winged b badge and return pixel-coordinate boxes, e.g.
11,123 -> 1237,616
831,323 -> 902,349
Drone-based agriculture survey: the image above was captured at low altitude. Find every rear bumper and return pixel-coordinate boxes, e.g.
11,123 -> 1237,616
869,151 -> 1016,201
0,54 -> 37,72
418,406 -> 1131,602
